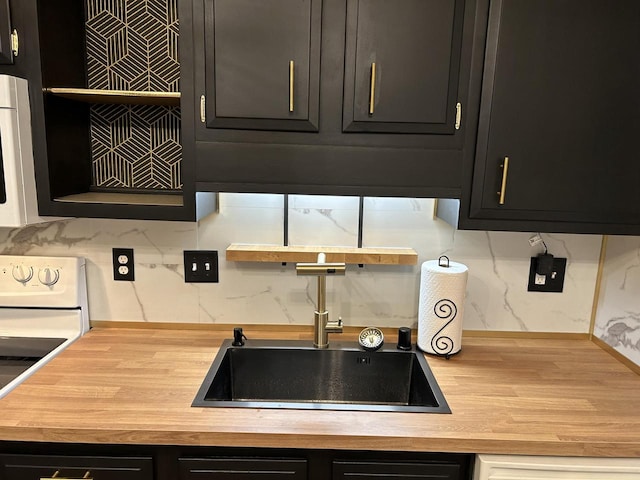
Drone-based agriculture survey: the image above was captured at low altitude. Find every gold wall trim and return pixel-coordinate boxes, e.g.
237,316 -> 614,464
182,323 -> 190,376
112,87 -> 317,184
90,321 -> 590,340
589,234 -> 608,339
89,321 -> 404,337
462,330 -> 589,340
591,336 -> 640,375
89,321 -> 309,332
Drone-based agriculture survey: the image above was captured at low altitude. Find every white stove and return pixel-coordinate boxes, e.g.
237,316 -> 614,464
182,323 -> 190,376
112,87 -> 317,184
0,255 -> 89,398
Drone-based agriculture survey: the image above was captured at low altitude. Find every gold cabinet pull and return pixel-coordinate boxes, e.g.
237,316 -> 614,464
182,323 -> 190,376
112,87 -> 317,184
289,60 -> 294,112
41,471 -> 92,480
369,62 -> 376,115
10,29 -> 18,56
455,102 -> 462,130
497,156 -> 510,205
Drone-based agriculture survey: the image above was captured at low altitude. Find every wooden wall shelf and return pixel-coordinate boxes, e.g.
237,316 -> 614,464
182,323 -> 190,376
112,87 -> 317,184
54,192 -> 183,207
226,244 -> 418,265
44,88 -> 181,106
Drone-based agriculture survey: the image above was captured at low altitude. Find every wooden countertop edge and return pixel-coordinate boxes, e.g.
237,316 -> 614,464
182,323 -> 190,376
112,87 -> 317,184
1,427 -> 638,457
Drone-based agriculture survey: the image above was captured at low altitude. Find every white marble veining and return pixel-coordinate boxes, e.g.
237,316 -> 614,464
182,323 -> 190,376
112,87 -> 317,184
0,194 -> 604,336
0,218 -> 199,323
594,236 -> 640,367
288,195 -> 360,247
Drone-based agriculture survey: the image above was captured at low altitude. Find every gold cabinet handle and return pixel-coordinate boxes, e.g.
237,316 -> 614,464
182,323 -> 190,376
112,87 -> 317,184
289,60 -> 294,112
369,62 -> 376,115
10,29 -> 18,57
497,156 -> 510,205
455,102 -> 462,130
41,471 -> 92,480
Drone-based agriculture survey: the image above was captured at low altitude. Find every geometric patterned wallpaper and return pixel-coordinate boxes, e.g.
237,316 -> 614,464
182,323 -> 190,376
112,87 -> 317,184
85,0 -> 182,190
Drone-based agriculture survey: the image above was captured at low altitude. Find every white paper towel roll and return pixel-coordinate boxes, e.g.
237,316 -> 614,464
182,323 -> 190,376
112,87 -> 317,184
417,256 -> 468,356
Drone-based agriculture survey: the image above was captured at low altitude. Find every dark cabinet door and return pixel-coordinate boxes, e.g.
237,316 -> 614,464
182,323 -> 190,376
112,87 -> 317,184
0,454 -> 153,480
467,0 -> 640,229
184,0 -> 480,196
334,460 -> 463,480
343,0 -> 465,134
0,0 -> 13,64
203,0 -> 321,131
179,457 -> 307,479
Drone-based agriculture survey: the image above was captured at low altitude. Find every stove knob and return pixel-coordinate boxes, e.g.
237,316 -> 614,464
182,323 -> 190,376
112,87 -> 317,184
12,265 -> 34,284
38,267 -> 60,286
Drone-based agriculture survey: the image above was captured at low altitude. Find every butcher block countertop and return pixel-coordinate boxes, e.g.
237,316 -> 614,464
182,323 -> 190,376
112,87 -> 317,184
0,326 -> 639,457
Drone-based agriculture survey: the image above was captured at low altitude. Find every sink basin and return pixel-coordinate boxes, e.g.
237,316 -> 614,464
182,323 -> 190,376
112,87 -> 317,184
192,339 -> 450,413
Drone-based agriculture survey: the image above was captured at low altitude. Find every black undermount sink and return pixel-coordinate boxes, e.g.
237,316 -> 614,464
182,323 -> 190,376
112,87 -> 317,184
192,339 -> 450,413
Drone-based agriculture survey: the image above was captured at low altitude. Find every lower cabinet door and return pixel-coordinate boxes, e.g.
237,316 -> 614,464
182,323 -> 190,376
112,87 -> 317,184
333,460 -> 463,479
178,457 -> 307,479
0,455 -> 153,480
474,454 -> 640,480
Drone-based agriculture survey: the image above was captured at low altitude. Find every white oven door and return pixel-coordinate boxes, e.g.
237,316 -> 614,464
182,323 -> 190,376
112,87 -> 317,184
0,308 -> 85,399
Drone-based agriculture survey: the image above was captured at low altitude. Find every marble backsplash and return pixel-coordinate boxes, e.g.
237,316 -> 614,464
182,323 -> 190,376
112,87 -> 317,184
594,236 -> 640,367
0,194 -> 603,334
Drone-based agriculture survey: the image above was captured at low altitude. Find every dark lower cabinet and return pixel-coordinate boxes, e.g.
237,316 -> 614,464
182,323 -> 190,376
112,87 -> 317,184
179,457 -> 307,479
0,443 -> 473,480
0,454 -> 153,480
459,0 -> 640,234
334,459 -> 464,479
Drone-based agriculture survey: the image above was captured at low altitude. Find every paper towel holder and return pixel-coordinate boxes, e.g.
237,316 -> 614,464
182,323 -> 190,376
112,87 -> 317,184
438,255 -> 450,268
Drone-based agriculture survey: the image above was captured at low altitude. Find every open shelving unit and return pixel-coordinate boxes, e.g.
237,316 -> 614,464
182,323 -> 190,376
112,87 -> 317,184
31,0 -> 214,220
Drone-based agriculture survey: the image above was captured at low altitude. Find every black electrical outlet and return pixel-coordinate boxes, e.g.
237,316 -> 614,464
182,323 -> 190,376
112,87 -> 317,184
184,250 -> 219,283
527,256 -> 566,292
113,248 -> 135,281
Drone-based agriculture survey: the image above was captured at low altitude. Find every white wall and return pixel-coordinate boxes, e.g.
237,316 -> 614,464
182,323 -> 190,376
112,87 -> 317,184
0,194 -> 603,333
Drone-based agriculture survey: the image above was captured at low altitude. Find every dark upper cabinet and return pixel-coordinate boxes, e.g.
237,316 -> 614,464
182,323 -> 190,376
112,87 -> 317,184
0,0 -> 14,64
204,0 -> 321,131
11,0 -> 217,221
460,0 -> 640,234
184,0 -> 481,197
342,0 -> 465,134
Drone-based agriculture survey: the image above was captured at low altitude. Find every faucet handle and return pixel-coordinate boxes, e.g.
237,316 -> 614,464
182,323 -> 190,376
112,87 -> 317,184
296,262 -> 346,276
326,316 -> 343,333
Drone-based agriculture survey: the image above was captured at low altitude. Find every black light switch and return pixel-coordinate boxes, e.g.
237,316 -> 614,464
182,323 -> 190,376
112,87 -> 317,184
184,250 -> 219,283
